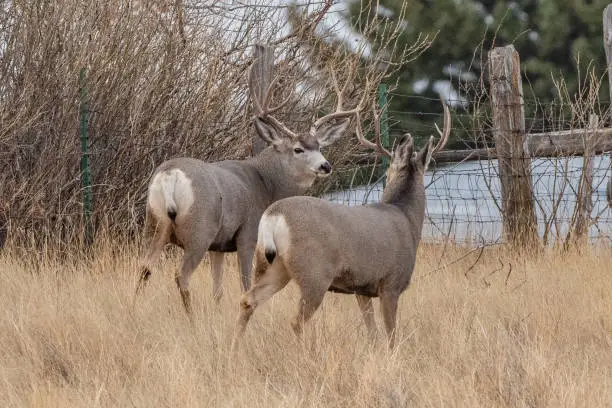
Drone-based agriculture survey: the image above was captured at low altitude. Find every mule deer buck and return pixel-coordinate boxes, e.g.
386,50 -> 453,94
233,99 -> 451,348
136,61 -> 358,314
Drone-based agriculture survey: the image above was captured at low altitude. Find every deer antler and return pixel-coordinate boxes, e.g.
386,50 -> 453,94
249,60 -> 298,139
355,97 -> 450,160
309,71 -> 367,138
354,101 -> 393,159
314,67 -> 390,156
432,98 -> 451,153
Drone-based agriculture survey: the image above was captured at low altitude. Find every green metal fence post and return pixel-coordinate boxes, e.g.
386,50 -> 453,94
378,83 -> 390,186
79,68 -> 93,246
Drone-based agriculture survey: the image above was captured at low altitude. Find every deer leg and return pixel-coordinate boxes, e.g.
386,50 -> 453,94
291,281 -> 329,337
136,219 -> 171,294
356,295 -> 377,341
379,292 -> 400,348
236,237 -> 256,292
175,244 -> 207,315
235,254 -> 290,338
209,251 -> 224,303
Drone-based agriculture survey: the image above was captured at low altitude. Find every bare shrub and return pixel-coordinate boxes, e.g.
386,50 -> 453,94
0,1 -> 427,251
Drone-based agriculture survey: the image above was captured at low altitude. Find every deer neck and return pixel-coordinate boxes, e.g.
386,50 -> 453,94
381,171 -> 427,237
249,147 -> 315,202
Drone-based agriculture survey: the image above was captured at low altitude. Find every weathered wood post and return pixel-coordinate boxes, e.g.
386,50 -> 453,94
488,45 -> 539,247
604,5 -> 612,122
603,4 -> 612,207
250,44 -> 275,155
607,173 -> 612,208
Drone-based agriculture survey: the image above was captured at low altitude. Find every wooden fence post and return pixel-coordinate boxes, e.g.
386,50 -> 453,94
604,5 -> 612,123
607,172 -> 612,208
603,5 -> 612,209
488,45 -> 539,248
250,44 -> 274,155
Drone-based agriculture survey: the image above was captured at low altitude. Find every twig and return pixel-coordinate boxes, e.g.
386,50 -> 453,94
464,244 -> 485,277
504,262 -> 513,286
420,243 -> 497,278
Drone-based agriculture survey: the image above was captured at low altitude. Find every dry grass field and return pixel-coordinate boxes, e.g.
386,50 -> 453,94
0,242 -> 611,407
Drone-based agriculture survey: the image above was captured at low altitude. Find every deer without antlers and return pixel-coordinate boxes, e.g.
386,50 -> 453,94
233,98 -> 451,348
135,51 -> 359,314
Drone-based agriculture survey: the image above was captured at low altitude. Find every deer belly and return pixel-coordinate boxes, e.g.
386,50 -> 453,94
328,272 -> 379,297
208,240 -> 237,252
208,225 -> 240,252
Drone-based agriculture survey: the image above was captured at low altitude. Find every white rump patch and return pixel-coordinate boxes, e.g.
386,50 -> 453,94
148,168 -> 194,221
258,213 -> 290,257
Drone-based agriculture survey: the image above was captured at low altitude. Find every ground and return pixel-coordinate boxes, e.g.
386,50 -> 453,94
0,242 -> 610,407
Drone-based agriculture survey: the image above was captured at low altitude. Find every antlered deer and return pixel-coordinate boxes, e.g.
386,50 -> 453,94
136,58 -> 360,314
234,99 -> 451,348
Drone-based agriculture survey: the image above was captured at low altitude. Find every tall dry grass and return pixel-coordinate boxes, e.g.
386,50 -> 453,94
0,243 -> 610,407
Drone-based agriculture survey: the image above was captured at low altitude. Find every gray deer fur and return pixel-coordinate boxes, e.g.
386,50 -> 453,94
135,63 -> 353,313
234,101 -> 451,348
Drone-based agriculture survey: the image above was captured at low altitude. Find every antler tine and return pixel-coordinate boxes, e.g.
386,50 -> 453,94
340,68 -> 354,103
261,75 -> 281,112
248,62 -> 264,116
249,59 -> 299,139
330,70 -> 343,110
262,75 -> 294,114
371,102 -> 393,158
267,86 -> 294,114
353,104 -> 392,159
354,111 -> 377,149
309,74 -> 367,137
262,115 -> 300,139
432,99 -> 451,152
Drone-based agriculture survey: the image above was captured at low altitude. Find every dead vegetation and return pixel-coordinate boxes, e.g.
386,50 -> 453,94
0,0 -> 428,251
0,243 -> 610,407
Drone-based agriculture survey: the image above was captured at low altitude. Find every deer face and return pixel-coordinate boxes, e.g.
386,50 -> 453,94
290,136 -> 331,177
254,117 -> 349,178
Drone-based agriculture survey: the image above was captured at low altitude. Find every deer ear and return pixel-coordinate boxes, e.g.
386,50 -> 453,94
254,117 -> 283,146
315,119 -> 349,147
393,134 -> 413,164
416,136 -> 435,170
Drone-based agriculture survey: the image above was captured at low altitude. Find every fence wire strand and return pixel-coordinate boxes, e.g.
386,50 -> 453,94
323,93 -> 612,245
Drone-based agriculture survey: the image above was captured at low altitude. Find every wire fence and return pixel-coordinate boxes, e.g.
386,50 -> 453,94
324,151 -> 612,246
322,93 -> 612,246
4,76 -> 612,249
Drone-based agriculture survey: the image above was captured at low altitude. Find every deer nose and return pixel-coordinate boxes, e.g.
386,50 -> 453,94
320,161 -> 332,174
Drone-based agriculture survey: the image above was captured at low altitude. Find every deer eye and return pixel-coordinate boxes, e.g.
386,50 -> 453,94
294,147 -> 304,154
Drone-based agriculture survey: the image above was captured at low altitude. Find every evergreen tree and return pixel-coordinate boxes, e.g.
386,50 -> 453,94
348,0 -> 610,148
